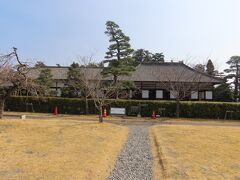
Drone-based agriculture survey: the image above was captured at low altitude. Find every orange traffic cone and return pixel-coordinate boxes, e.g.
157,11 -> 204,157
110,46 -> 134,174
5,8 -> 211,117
151,111 -> 156,119
103,108 -> 107,118
54,106 -> 58,115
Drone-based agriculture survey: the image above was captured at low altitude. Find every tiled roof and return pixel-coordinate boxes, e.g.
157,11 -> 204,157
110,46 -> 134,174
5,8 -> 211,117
28,66 -> 103,80
28,63 -> 224,84
122,63 -> 224,83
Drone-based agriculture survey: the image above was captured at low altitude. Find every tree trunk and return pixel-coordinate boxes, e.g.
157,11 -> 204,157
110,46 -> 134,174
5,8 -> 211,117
113,75 -> 118,84
113,75 -> 119,99
99,106 -> 103,123
234,80 -> 238,102
116,91 -> 119,99
84,96 -> 89,114
235,66 -> 239,102
176,99 -> 180,118
0,99 -> 5,119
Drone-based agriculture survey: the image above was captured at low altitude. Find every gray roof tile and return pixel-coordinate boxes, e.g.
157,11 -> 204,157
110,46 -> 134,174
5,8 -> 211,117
28,63 -> 224,84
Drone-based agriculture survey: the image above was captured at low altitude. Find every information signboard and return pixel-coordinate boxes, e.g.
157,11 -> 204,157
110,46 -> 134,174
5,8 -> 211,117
110,107 -> 126,115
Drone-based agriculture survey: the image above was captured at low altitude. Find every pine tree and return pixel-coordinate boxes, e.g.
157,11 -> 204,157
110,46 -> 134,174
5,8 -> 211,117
35,68 -> 53,95
34,61 -> 46,68
132,49 -> 165,65
206,59 -> 215,75
102,21 -> 135,83
213,83 -> 233,102
132,49 -> 153,65
194,64 -> 205,72
152,53 -> 164,63
66,62 -> 83,97
224,56 -> 240,101
65,62 -> 90,114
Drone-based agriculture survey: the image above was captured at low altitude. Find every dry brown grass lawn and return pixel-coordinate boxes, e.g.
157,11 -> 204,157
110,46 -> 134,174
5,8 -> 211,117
162,118 -> 240,125
0,119 -> 128,180
151,124 -> 240,179
4,111 -> 153,122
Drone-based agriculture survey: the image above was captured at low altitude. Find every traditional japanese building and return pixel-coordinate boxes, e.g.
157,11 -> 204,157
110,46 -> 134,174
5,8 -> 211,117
29,62 -> 224,100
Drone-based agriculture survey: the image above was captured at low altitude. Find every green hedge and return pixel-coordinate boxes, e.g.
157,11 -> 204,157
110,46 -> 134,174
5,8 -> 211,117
5,96 -> 97,115
4,96 -> 240,119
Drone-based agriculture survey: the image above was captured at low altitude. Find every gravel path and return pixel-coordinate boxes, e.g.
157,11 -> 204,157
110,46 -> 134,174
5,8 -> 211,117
108,125 -> 153,180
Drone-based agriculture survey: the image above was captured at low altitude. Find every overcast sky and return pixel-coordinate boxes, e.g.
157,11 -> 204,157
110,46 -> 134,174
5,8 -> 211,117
1,0 -> 240,70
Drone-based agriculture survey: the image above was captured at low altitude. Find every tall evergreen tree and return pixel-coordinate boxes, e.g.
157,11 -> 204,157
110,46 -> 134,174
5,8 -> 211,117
35,68 -> 53,95
194,64 -> 205,72
152,53 -> 165,63
102,21 -> 135,83
206,59 -> 215,75
132,49 -> 152,65
34,61 -> 46,68
132,49 -> 165,65
65,62 -> 83,97
213,83 -> 233,102
224,56 -> 240,101
64,62 -> 91,114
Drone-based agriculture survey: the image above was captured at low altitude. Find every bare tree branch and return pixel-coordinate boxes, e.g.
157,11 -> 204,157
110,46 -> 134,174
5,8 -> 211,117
0,48 -> 39,118
155,61 -> 211,117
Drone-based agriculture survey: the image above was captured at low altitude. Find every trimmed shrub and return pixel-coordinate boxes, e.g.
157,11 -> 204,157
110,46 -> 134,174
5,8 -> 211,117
5,96 -> 240,119
5,96 -> 87,114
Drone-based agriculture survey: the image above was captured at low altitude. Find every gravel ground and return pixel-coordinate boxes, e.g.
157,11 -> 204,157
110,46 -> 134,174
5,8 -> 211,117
108,125 -> 153,180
